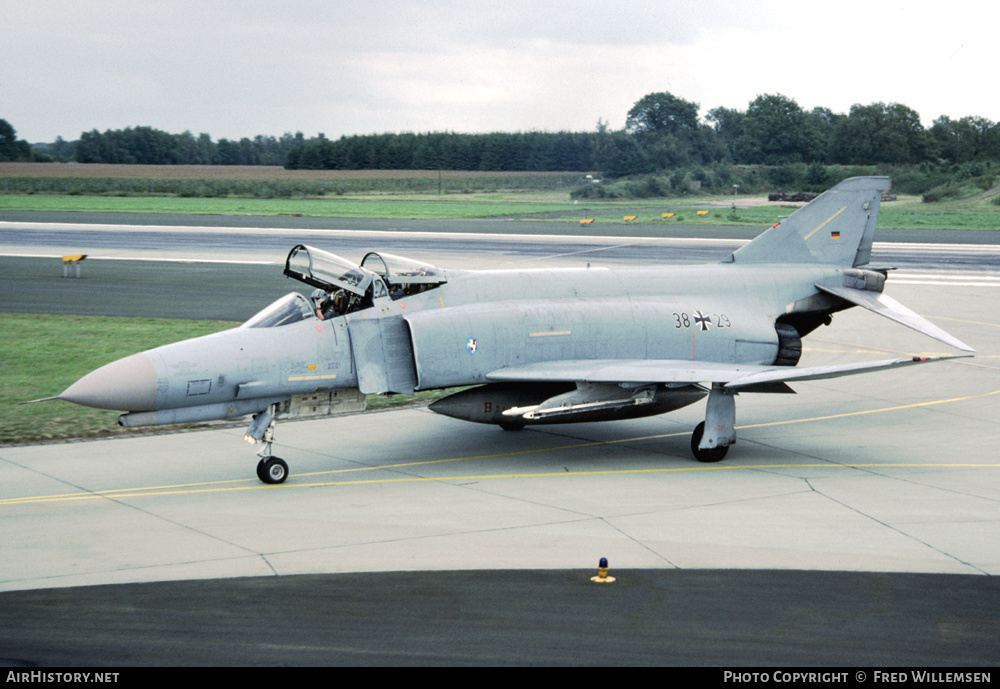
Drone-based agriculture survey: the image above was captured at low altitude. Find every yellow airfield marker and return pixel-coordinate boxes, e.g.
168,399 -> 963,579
591,557 -> 616,583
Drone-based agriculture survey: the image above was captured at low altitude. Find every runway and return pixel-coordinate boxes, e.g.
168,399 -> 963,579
1,213 -> 998,665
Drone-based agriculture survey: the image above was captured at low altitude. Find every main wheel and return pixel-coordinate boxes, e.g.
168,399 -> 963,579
691,422 -> 729,463
259,456 -> 289,484
498,421 -> 525,431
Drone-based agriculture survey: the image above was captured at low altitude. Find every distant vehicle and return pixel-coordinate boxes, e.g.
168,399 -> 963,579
768,191 -> 819,202
51,177 -> 972,483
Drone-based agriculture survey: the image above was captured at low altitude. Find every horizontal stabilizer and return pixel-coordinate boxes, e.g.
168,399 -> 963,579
816,284 -> 974,352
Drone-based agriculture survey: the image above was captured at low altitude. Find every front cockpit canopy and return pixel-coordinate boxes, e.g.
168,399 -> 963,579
285,244 -> 374,297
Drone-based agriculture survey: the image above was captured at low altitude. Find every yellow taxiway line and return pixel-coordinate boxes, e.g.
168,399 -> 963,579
3,387 -> 998,506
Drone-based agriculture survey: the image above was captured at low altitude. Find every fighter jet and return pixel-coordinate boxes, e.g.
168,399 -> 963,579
53,177 -> 973,483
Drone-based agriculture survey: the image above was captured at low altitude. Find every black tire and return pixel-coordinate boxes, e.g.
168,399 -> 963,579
499,421 -> 525,431
691,422 -> 729,463
260,457 -> 289,484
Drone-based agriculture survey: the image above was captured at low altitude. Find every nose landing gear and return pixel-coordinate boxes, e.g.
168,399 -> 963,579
246,404 -> 290,484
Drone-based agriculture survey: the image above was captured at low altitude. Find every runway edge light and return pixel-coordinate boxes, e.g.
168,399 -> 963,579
591,557 -> 616,584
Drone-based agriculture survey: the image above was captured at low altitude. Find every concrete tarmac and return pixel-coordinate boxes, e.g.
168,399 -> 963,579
1,214 -> 998,665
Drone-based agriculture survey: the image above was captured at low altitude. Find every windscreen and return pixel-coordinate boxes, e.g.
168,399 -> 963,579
242,293 -> 315,328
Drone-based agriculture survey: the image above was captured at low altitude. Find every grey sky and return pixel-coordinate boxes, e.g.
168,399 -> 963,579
3,0 -> 996,143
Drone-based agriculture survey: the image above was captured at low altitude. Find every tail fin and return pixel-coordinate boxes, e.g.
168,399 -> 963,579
730,176 -> 890,266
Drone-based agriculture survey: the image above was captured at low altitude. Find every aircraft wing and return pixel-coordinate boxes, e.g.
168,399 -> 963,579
486,355 -> 971,390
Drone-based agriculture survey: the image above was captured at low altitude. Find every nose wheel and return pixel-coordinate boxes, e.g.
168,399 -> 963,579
256,456 -> 289,484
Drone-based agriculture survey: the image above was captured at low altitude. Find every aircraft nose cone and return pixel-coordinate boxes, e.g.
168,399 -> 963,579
60,353 -> 158,411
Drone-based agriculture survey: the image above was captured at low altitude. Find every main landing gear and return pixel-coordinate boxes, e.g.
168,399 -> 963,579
691,421 -> 729,463
690,385 -> 736,463
246,404 -> 290,484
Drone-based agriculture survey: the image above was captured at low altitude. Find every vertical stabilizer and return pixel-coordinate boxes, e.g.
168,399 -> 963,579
731,176 -> 890,267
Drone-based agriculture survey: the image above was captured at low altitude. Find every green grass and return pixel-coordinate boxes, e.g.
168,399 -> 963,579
0,314 -> 239,443
0,313 -> 458,444
2,191 -> 999,230
0,193 -> 587,219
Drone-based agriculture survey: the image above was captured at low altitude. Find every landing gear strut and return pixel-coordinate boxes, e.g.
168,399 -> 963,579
246,404 -> 290,484
690,385 -> 736,463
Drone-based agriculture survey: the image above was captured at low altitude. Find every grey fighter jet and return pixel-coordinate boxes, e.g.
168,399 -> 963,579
53,177 -> 973,483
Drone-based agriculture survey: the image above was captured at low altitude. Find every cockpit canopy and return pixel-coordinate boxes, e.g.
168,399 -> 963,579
284,245 -> 447,301
285,244 -> 374,297
360,252 -> 446,287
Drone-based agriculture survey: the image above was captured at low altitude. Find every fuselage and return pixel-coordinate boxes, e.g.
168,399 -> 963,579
60,259 -> 846,428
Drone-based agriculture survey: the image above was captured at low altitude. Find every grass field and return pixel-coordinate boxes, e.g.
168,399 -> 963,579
0,163 -> 585,197
3,191 -> 1000,230
0,314 -> 236,443
2,162 -> 999,230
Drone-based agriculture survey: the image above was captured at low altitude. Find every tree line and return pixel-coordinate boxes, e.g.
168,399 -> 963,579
5,91 -> 1000,173
0,119 -> 34,162
7,124 -> 306,166
282,93 -> 1000,173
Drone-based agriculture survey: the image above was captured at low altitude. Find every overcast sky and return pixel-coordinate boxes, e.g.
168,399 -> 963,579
4,0 -> 997,143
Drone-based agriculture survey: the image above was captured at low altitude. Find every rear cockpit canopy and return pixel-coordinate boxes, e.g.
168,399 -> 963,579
360,251 -> 446,286
361,251 -> 446,298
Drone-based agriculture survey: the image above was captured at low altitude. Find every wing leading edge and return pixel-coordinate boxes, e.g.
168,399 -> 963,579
486,354 -> 972,390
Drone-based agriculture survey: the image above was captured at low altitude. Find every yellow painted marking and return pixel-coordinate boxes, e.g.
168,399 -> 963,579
5,460 -> 1000,506
803,205 -> 846,240
287,374 -> 337,382
4,387 -> 997,506
439,295 -> 445,308
741,387 -> 1000,430
529,330 -> 571,337
927,315 -> 1000,329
